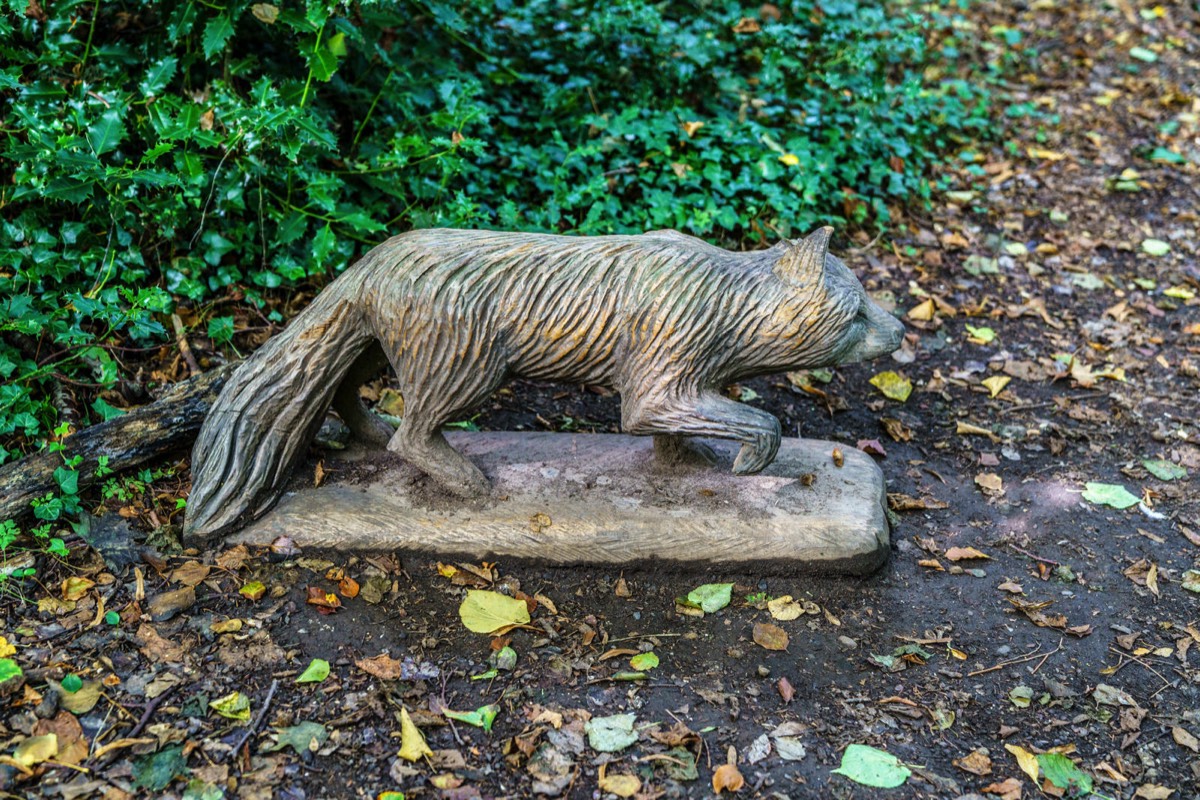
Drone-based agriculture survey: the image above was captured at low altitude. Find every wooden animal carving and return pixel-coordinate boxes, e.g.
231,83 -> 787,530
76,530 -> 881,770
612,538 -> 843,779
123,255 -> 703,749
183,227 -> 904,542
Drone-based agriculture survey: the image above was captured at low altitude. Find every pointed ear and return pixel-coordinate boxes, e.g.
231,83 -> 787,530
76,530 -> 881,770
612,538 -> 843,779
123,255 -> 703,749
773,226 -> 833,285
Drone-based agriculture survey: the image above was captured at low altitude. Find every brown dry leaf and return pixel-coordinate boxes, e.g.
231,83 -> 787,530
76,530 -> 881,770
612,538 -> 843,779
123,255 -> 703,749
752,622 -> 789,651
136,623 -> 186,663
1171,726 -> 1199,752
306,586 -> 341,614
980,777 -> 1022,800
148,586 -> 196,621
712,763 -> 745,793
61,576 -> 95,601
1134,786 -> 1174,800
766,595 -> 804,621
777,677 -> 794,704
356,653 -> 405,680
339,577 -> 360,599
680,121 -> 704,138
215,544 -> 250,571
975,473 -> 1004,496
997,580 -> 1024,594
314,460 -> 326,487
170,561 -> 211,587
957,422 -> 1001,442
946,546 -> 990,561
918,559 -> 945,571
32,711 -> 87,765
210,618 -> 243,634
880,417 -> 913,442
731,17 -> 760,33
953,748 -> 993,776
887,493 -> 949,511
597,648 -> 639,662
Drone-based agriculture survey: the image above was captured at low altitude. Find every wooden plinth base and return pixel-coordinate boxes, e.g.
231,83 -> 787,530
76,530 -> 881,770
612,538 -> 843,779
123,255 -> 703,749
230,432 -> 890,575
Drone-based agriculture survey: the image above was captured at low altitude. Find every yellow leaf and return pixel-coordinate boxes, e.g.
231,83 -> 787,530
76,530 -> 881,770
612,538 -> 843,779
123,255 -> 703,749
598,764 -> 642,797
0,636 -> 15,658
398,707 -> 433,762
458,590 -> 530,634
1004,744 -> 1039,784
1027,146 -> 1067,161
437,562 -> 458,579
907,298 -> 936,321
981,375 -> 1010,398
778,153 -> 800,167
209,691 -> 251,721
14,734 -> 58,767
62,577 -> 95,602
869,371 -> 913,402
680,121 -> 704,138
767,595 -> 804,621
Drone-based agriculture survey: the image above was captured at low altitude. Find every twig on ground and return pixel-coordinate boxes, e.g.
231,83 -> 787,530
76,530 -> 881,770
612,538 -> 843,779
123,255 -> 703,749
1010,545 -> 1061,566
171,313 -> 201,377
230,679 -> 279,764
128,683 -> 178,739
968,641 -> 1062,677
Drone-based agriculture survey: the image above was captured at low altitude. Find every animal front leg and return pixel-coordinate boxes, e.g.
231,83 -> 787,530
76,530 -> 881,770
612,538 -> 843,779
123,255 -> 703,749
624,391 -> 781,475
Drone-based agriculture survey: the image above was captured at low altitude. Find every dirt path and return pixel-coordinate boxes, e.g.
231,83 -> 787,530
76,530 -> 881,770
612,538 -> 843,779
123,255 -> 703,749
2,2 -> 1198,799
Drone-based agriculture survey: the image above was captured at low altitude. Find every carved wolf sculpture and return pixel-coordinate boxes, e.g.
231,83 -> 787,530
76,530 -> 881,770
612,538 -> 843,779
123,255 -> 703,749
183,227 -> 903,542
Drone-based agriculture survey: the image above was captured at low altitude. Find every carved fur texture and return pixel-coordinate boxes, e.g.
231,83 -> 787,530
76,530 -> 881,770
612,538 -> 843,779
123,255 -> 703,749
184,227 -> 903,542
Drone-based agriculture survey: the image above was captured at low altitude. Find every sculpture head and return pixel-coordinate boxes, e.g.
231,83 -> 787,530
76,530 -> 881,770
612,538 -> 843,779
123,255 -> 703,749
772,226 -> 905,368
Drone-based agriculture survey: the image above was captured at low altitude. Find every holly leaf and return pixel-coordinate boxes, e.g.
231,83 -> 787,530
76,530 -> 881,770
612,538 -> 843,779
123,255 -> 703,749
202,15 -> 236,59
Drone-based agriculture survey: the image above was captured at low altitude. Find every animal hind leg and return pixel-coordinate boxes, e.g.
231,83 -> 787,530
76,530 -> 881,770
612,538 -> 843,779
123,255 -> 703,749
625,388 -> 781,475
332,342 -> 395,447
386,339 -> 508,498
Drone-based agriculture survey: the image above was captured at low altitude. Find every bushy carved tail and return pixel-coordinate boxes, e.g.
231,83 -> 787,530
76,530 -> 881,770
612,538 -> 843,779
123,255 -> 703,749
183,267 -> 376,544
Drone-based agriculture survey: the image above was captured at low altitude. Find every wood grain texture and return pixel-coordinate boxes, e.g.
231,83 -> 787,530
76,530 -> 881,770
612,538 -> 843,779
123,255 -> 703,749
186,227 -> 905,544
230,432 -> 890,575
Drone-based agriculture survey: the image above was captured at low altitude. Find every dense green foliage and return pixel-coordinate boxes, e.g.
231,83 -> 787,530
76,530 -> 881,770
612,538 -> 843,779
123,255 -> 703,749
0,0 -> 990,464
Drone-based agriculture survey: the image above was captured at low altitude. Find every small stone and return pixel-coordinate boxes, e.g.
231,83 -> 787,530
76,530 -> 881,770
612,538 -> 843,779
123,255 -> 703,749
838,636 -> 858,649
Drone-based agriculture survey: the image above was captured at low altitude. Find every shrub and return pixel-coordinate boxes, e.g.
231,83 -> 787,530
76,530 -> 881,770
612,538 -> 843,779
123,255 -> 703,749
0,0 -> 990,462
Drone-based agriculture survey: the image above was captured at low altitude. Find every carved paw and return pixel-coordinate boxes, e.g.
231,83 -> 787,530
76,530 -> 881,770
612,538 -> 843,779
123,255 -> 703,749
731,427 -> 780,476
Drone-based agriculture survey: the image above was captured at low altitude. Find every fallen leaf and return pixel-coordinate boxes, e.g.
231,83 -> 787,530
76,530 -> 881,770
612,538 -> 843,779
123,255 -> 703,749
398,707 -> 433,762
957,421 -> 1001,442
598,764 -> 641,798
356,653 -> 406,680
585,714 -> 638,752
1134,785 -> 1174,799
953,748 -> 992,776
752,622 -> 789,651
945,546 -> 990,561
239,581 -> 266,601
685,583 -> 733,614
458,590 -> 530,633
981,777 -> 1022,800
1143,459 -> 1187,481
209,691 -> 251,721
767,595 -> 804,621
296,658 -> 329,684
869,371 -> 913,402
975,473 -> 1004,496
1082,482 -> 1139,509
1171,726 -> 1199,752
1005,743 -> 1040,783
62,576 -> 95,601
832,744 -> 910,788
982,375 -> 1011,398
712,763 -> 745,793
13,733 -> 58,767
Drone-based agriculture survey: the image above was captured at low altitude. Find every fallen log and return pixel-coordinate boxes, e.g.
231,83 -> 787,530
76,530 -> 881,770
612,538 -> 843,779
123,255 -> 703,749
0,364 -> 236,522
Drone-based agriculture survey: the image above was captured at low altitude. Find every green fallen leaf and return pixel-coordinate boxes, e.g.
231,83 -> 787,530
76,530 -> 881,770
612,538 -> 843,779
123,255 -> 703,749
61,673 -> 82,693
585,713 -> 639,752
182,779 -> 225,800
132,745 -> 188,791
1141,238 -> 1170,256
965,324 -> 996,344
209,691 -> 251,721
1037,753 -> 1093,795
458,590 -> 530,633
629,652 -> 659,671
686,582 -> 733,614
444,703 -> 499,733
1129,46 -> 1157,63
1009,685 -> 1034,708
268,721 -> 328,754
869,371 -> 913,402
1082,482 -> 1139,510
832,744 -> 911,788
470,668 -> 499,681
1181,570 -> 1200,594
296,658 -> 330,684
1003,242 -> 1028,256
1143,459 -> 1187,481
